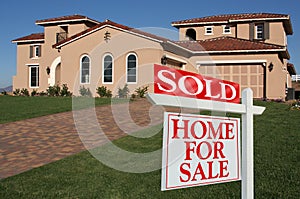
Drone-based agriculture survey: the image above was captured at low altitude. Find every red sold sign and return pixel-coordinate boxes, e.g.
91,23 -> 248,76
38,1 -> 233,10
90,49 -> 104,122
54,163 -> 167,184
154,64 -> 240,103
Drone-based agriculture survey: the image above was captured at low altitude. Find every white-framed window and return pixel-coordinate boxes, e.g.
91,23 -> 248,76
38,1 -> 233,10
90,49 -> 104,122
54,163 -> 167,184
126,53 -> 137,83
30,45 -> 41,58
103,54 -> 113,84
205,26 -> 213,35
80,55 -> 90,84
255,24 -> 264,40
223,25 -> 231,34
29,65 -> 39,88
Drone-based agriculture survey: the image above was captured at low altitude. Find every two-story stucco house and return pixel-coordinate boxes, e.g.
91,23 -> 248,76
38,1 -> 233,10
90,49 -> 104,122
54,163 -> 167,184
12,13 -> 296,99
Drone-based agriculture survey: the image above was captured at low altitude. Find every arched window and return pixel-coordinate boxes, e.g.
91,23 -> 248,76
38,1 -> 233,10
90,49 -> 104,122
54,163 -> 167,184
103,54 -> 113,83
186,28 -> 196,41
80,55 -> 90,84
127,53 -> 137,83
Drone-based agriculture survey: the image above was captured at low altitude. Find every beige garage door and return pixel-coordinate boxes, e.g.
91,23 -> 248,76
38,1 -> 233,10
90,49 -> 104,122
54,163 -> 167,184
199,64 -> 264,98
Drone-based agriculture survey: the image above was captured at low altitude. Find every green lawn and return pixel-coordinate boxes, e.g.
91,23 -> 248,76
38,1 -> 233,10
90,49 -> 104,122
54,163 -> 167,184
0,96 -> 125,124
0,101 -> 299,198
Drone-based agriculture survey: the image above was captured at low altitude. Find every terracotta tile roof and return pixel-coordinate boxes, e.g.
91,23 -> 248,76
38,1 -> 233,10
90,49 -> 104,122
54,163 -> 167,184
53,19 -> 169,48
12,33 -> 44,43
173,36 -> 286,52
172,13 -> 289,26
287,63 -> 296,75
36,14 -> 99,25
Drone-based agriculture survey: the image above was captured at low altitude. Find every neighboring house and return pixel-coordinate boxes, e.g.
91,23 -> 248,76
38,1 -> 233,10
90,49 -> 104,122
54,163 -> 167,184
12,13 -> 296,99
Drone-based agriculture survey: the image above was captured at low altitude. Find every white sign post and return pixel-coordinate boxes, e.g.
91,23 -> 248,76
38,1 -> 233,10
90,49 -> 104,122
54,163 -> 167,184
146,88 -> 265,199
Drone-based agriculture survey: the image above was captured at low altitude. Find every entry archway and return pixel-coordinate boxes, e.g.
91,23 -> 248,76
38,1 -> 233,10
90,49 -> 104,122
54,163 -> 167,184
48,56 -> 61,86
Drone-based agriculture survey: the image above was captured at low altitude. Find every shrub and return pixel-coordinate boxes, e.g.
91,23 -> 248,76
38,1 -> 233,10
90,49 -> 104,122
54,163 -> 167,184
79,86 -> 92,97
1,90 -> 7,95
135,86 -> 149,98
60,84 -> 72,97
13,89 -> 20,96
31,89 -> 38,96
47,85 -> 60,96
39,91 -> 47,96
20,88 -> 29,96
96,86 -> 112,98
118,84 -> 129,98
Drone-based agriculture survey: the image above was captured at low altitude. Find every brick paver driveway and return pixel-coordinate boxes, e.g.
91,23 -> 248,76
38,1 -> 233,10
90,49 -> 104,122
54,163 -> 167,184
0,99 -> 178,179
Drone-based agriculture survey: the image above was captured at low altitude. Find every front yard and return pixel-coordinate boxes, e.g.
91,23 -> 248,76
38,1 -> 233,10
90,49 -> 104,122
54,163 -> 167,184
0,100 -> 299,198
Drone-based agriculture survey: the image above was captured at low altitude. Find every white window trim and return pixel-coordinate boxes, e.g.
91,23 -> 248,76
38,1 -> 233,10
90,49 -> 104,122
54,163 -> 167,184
102,53 -> 114,84
222,25 -> 231,34
30,44 -> 41,59
255,24 -> 264,40
28,65 -> 39,88
205,26 -> 213,35
80,54 -> 91,84
126,53 -> 138,84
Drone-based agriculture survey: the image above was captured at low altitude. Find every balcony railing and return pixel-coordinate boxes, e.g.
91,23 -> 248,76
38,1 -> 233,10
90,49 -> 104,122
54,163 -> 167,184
292,75 -> 300,82
56,32 -> 68,43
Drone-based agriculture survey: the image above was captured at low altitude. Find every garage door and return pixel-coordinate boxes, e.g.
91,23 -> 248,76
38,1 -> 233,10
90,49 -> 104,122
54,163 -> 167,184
199,64 -> 264,98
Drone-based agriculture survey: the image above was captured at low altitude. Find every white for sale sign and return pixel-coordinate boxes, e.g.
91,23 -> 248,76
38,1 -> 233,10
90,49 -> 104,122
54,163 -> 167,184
161,112 -> 241,191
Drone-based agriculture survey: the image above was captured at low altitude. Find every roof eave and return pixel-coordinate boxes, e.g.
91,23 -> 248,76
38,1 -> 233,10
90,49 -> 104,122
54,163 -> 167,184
54,24 -> 164,49
12,39 -> 45,44
171,21 -> 228,27
228,17 -> 289,23
36,18 -> 99,26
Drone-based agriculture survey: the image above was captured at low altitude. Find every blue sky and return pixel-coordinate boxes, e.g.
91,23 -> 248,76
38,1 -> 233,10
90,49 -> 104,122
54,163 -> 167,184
1,0 -> 299,88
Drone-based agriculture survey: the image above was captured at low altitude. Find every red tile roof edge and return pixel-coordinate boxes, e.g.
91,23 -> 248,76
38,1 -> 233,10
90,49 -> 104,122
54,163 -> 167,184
53,20 -> 169,48
172,36 -> 286,52
172,13 -> 290,26
12,33 -> 44,43
36,14 -> 99,25
287,63 -> 296,75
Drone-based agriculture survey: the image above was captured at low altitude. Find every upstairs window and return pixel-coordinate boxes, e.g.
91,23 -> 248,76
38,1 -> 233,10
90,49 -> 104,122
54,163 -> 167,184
223,25 -> 231,34
30,45 -> 41,58
80,55 -> 90,84
103,54 -> 113,83
57,26 -> 68,43
185,28 -> 196,40
250,23 -> 269,40
255,24 -> 264,40
126,53 -> 137,83
205,26 -> 213,35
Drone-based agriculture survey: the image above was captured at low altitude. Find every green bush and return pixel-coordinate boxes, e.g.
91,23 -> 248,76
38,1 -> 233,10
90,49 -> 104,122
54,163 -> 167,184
31,89 -> 38,96
13,89 -> 20,96
135,86 -> 149,98
21,88 -> 29,96
60,84 -> 72,97
96,86 -> 112,98
47,85 -> 61,96
118,84 -> 129,98
79,86 -> 92,97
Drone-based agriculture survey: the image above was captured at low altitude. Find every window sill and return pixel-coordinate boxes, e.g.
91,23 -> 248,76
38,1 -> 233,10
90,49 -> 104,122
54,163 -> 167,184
102,82 -> 114,85
126,82 -> 137,85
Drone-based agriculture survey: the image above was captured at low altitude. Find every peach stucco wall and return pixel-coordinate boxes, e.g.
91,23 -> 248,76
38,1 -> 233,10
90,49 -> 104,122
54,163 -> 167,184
58,26 -> 164,96
179,25 -> 236,41
178,21 -> 287,47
